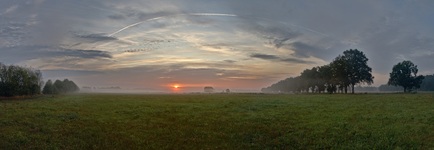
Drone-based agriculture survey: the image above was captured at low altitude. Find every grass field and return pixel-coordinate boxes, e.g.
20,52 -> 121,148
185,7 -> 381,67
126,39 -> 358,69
1,93 -> 433,149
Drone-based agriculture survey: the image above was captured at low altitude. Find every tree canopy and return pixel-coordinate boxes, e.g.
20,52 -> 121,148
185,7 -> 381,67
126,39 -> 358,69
388,60 -> 424,92
0,63 -> 43,97
343,49 -> 374,93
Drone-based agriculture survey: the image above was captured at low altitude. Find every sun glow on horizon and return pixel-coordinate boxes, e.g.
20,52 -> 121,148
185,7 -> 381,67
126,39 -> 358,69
171,84 -> 181,92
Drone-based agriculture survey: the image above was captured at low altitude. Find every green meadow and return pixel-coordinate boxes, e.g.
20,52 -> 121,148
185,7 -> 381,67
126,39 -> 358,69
1,93 -> 433,149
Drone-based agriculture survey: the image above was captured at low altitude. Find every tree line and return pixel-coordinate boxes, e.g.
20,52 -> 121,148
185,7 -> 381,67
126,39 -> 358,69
1,62 -> 80,97
262,49 -> 373,94
262,49 -> 428,93
0,63 -> 43,97
42,79 -> 80,95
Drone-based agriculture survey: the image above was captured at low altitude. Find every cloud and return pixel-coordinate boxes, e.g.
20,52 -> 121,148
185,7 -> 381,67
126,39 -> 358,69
0,22 -> 30,47
289,42 -> 326,58
0,45 -> 112,64
61,49 -> 112,59
280,58 -> 314,64
223,60 -> 237,63
250,53 -> 279,60
242,22 -> 301,48
108,11 -> 176,21
74,33 -> 118,43
3,5 -> 18,14
250,53 -> 312,64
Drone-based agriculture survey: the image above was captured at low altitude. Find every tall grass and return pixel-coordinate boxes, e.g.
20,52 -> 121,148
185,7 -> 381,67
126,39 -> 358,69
1,93 -> 433,149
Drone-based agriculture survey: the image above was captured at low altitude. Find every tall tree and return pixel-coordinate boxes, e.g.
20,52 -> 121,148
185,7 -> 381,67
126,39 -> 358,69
342,49 -> 374,94
330,55 -> 349,93
388,60 -> 424,92
300,68 -> 318,93
318,65 -> 333,93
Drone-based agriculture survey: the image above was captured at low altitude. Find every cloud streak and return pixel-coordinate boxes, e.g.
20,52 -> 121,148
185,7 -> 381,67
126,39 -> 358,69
108,13 -> 238,36
0,45 -> 112,64
250,53 -> 312,64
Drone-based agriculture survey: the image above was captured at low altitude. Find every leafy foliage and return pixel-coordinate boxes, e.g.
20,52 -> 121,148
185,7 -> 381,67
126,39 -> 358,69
343,49 -> 374,93
388,61 -> 424,92
0,62 -> 43,97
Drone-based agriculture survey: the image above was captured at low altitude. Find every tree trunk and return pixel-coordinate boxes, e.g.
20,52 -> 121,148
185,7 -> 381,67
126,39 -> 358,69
404,87 -> 407,93
351,84 -> 355,94
344,86 -> 347,94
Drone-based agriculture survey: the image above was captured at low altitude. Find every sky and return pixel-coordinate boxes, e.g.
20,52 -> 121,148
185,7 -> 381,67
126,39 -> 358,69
1,0 -> 434,92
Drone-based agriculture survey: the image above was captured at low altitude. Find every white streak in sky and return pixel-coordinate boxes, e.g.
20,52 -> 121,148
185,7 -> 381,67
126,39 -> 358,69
108,17 -> 163,37
108,13 -> 237,37
108,12 -> 328,39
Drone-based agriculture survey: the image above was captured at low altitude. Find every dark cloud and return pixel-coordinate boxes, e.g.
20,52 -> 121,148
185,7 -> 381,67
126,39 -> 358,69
280,58 -> 313,64
0,45 -> 112,63
250,53 -> 312,64
74,33 -> 118,43
250,53 -> 279,60
223,60 -> 237,63
62,49 -> 112,59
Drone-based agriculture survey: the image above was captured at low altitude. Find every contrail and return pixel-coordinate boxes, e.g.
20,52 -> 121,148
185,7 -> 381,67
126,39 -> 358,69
108,13 -> 237,37
108,17 -> 163,37
108,12 -> 328,38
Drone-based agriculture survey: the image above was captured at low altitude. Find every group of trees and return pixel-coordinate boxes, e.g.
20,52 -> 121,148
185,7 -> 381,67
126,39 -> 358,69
0,63 -> 43,97
42,79 -> 80,94
262,49 -> 431,93
0,62 -> 80,97
204,86 -> 215,93
419,74 -> 434,91
262,49 -> 374,94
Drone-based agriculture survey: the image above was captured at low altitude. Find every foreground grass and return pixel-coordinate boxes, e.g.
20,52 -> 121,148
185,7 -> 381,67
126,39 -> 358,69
0,93 -> 433,149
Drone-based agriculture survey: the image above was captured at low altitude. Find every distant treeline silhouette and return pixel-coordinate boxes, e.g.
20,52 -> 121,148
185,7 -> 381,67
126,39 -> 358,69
0,63 -> 43,97
43,79 -> 80,94
262,49 -> 429,93
262,49 -> 374,94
